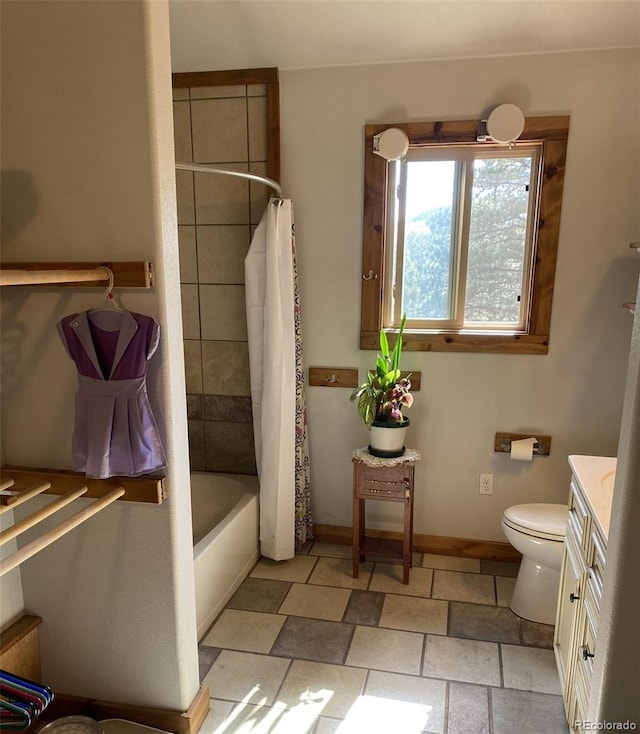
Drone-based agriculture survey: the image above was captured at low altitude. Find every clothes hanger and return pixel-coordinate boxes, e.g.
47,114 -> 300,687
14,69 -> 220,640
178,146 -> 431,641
88,267 -> 126,315
0,698 -> 32,730
0,670 -> 53,731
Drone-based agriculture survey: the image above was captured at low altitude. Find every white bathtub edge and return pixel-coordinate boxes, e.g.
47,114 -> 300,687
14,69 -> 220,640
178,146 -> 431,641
196,548 -> 260,641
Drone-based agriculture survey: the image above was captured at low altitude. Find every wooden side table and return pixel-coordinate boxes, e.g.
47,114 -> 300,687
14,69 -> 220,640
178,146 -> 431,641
352,448 -> 420,584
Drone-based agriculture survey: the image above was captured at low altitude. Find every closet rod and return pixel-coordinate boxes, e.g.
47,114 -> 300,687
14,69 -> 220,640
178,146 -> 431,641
0,261 -> 154,288
175,161 -> 282,196
0,487 -> 125,577
0,267 -> 109,287
0,481 -> 51,516
0,486 -> 88,545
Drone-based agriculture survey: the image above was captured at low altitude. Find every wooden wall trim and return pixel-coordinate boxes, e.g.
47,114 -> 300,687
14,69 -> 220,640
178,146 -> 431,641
0,614 -> 43,682
172,68 -> 278,88
313,523 -> 521,563
27,685 -> 210,734
171,67 -> 281,187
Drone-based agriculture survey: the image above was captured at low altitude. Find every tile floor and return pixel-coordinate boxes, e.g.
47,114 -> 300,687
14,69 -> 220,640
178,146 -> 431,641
197,543 -> 569,734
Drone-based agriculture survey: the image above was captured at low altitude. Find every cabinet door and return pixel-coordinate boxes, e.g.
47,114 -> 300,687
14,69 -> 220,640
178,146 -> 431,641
554,521 -> 585,717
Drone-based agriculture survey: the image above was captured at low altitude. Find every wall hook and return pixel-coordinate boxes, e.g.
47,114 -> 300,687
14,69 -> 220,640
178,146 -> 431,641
362,270 -> 378,281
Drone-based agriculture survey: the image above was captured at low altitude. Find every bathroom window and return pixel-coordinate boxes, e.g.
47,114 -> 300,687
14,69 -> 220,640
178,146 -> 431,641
360,116 -> 570,354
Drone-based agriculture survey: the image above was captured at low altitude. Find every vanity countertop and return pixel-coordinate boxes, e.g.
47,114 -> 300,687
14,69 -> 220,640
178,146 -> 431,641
568,454 -> 616,540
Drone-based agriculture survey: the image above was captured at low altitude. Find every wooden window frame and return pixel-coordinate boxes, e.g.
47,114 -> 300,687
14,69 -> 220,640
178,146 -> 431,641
360,116 -> 570,354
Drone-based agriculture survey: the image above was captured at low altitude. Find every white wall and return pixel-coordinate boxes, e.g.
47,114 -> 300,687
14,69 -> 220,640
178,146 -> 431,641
281,48 -> 640,541
0,0 -> 199,710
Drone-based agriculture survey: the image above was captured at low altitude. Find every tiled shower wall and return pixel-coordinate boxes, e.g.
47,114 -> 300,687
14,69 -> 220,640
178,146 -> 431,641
173,84 -> 269,474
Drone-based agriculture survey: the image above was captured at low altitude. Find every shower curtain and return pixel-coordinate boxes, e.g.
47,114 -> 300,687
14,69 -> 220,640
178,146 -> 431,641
245,198 -> 312,561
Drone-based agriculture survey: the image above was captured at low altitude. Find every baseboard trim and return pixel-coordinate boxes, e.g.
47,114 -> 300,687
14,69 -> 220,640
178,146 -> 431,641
33,684 -> 210,734
313,524 -> 521,563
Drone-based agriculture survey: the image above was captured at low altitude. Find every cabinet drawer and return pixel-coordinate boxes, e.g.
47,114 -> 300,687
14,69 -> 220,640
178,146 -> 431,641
569,480 -> 591,553
587,528 -> 606,599
355,465 -> 411,500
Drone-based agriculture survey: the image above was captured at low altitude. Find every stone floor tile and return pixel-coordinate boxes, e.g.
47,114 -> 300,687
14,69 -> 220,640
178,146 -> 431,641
314,718 -> 343,734
202,608 -> 286,653
495,576 -> 516,607
369,564 -> 433,597
501,644 -> 562,694
203,698 -> 308,734
226,577 -> 292,613
277,659 -> 366,719
448,602 -> 520,644
343,589 -> 385,626
431,570 -> 495,605
520,618 -> 555,649
379,593 -> 448,635
296,541 -> 313,555
198,645 -> 221,682
250,554 -> 318,582
364,670 -> 446,734
308,556 -> 373,589
278,582 -> 351,620
346,625 -> 423,675
309,542 -> 352,558
270,616 -> 354,664
422,554 -> 481,573
480,559 -> 520,577
203,650 -> 290,705
491,688 -> 569,734
422,635 -> 501,686
197,699 -> 234,734
447,682 -> 490,734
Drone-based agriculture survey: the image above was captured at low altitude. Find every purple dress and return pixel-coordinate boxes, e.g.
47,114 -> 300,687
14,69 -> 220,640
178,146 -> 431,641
57,309 -> 167,479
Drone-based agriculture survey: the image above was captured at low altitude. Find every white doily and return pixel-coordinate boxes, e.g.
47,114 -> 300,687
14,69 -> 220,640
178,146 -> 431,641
352,447 -> 421,467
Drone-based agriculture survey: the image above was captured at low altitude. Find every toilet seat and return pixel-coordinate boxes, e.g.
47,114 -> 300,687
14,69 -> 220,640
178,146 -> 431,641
503,503 -> 567,542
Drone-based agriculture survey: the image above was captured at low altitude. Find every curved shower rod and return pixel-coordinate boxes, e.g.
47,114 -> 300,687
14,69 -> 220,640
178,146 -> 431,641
175,161 -> 282,197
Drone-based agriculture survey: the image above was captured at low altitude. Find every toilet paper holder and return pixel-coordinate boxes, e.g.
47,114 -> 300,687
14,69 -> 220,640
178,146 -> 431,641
495,432 -> 551,457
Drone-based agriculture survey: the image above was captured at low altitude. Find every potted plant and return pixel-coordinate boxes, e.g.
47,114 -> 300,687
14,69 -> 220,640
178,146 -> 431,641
350,313 -> 413,457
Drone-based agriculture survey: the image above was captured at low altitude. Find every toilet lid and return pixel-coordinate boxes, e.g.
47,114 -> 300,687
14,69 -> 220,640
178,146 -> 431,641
504,503 -> 568,538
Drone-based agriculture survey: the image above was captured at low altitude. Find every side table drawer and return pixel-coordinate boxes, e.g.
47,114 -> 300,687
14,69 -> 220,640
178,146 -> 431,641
355,465 -> 412,500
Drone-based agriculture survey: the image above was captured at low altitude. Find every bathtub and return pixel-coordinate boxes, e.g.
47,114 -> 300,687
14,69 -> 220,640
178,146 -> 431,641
191,472 -> 260,640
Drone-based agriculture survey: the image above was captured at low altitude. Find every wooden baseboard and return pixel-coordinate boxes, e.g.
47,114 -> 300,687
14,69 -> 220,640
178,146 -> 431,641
26,685 -> 209,734
313,524 -> 521,563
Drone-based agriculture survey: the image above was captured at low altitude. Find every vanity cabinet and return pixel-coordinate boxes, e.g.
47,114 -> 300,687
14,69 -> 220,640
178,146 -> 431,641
554,456 -> 613,732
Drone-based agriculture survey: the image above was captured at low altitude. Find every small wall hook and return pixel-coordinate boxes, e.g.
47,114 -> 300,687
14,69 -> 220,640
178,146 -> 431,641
326,373 -> 339,384
362,270 -> 378,281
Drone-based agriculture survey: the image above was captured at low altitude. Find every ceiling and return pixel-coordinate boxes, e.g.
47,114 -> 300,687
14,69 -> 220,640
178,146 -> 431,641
169,0 -> 640,73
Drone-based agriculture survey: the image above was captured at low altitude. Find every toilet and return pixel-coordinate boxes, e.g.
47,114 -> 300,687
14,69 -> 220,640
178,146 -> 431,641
501,503 -> 568,625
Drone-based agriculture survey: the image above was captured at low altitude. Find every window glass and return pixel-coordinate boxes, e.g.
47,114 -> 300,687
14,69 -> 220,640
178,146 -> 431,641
403,159 -> 457,321
464,154 -> 533,326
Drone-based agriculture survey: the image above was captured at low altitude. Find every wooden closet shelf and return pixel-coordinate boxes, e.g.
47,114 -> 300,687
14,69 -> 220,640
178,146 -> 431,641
0,466 -> 166,505
0,261 -> 154,288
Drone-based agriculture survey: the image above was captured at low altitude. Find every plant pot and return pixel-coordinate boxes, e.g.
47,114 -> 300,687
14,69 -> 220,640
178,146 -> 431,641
369,418 -> 410,458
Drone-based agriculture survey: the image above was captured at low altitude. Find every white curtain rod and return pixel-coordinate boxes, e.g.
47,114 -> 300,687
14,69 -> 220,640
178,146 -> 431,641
175,162 -> 282,196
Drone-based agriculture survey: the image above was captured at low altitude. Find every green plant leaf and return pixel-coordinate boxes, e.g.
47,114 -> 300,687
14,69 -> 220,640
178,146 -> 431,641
379,329 -> 389,359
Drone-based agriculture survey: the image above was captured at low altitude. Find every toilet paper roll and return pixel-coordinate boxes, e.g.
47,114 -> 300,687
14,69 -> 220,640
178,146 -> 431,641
510,437 -> 537,461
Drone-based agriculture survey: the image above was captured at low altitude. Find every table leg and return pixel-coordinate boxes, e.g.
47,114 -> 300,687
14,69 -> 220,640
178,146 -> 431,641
352,492 -> 360,579
403,493 -> 411,584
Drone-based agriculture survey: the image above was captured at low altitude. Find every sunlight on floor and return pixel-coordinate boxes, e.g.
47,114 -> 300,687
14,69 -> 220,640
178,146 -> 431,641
337,694 -> 433,733
209,686 -> 435,734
